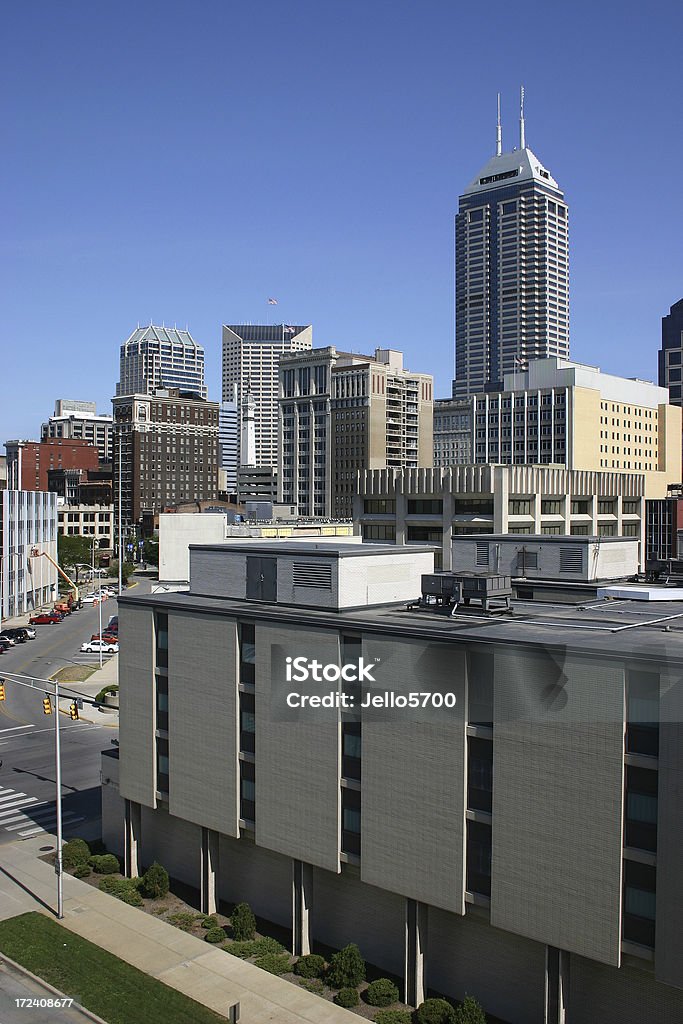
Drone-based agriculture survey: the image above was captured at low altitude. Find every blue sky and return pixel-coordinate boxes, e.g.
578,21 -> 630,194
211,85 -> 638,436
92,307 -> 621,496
2,0 -> 682,442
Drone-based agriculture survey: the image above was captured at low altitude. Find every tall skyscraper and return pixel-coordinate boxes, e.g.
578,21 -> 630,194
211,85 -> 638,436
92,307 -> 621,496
218,386 -> 239,492
658,298 -> 683,406
453,91 -> 569,399
222,324 -> 312,469
117,325 -> 207,399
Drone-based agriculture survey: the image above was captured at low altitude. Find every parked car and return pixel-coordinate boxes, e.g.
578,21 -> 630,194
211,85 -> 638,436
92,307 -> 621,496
81,594 -> 99,605
90,633 -> 118,644
0,639 -> 10,654
3,629 -> 28,643
17,626 -> 36,639
80,640 -> 119,654
0,633 -> 17,645
29,613 -> 63,625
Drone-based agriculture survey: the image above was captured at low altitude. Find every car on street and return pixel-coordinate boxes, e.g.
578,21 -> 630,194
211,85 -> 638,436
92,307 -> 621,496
16,626 -> 36,639
29,612 -> 63,625
80,640 -> 119,655
90,632 -> 118,644
3,628 -> 31,643
0,633 -> 18,646
81,594 -> 99,605
0,638 -> 11,653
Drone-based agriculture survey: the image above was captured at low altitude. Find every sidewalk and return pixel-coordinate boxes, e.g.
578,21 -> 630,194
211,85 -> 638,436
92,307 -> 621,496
0,837 -> 357,1024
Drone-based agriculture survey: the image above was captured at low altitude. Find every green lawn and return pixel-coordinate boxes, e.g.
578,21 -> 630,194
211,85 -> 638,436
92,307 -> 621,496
0,913 -> 227,1024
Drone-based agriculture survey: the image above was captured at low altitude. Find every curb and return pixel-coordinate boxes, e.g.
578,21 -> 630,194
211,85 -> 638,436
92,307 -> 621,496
0,948 -> 110,1024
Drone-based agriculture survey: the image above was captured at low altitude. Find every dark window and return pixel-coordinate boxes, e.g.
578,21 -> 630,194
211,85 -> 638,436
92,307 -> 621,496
362,524 -> 396,541
467,651 -> 493,727
406,526 -> 442,542
342,721 -> 361,781
623,860 -> 656,948
156,737 -> 169,795
626,670 -> 659,757
240,691 -> 255,754
239,622 -> 255,685
468,737 -> 492,812
342,787 -> 361,855
342,635 -> 363,707
407,499 -> 443,515
156,676 -> 168,732
363,499 -> 396,514
454,498 -> 494,515
624,766 -> 658,852
155,611 -> 168,669
466,820 -> 491,897
240,760 -> 255,822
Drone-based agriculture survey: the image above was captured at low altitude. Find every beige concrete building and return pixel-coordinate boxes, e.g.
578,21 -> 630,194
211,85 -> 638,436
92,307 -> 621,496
472,358 -> 681,498
279,347 -> 433,517
57,503 -> 115,550
355,465 -> 649,569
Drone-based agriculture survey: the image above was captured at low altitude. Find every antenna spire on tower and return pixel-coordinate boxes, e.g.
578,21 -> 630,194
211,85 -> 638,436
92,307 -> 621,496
519,85 -> 526,150
496,93 -> 502,156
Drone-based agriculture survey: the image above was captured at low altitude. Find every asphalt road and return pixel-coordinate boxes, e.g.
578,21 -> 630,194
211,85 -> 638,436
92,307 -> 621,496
0,959 -> 96,1024
0,576 -> 148,848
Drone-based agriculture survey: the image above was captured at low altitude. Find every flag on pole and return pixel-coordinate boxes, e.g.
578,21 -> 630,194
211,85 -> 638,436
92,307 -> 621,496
283,325 -> 296,334
267,297 -> 278,305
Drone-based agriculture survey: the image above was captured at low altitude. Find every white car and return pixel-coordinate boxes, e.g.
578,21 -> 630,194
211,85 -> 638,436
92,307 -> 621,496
81,594 -> 99,605
80,640 -> 119,654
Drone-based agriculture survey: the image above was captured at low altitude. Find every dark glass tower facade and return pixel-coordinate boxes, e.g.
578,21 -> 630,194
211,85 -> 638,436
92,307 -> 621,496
658,299 -> 683,406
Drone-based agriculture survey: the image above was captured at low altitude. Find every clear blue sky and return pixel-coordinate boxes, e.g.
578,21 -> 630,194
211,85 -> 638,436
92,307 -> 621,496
2,0 -> 682,442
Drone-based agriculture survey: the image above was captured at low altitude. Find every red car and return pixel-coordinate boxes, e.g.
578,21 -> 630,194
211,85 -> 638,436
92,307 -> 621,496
29,613 -> 62,625
90,633 -> 118,644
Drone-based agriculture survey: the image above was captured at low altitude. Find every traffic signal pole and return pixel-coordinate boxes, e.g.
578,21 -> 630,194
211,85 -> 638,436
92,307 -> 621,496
54,678 -> 64,919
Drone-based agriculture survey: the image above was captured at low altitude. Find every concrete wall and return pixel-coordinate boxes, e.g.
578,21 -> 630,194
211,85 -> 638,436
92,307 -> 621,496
451,536 -> 639,581
159,514 -> 227,584
140,805 -> 201,887
571,954 -> 683,1024
655,667 -> 683,990
219,834 -> 292,927
118,604 -> 156,808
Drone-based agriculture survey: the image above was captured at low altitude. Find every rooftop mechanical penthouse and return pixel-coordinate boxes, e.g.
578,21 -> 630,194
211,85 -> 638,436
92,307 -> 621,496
103,542 -> 683,1024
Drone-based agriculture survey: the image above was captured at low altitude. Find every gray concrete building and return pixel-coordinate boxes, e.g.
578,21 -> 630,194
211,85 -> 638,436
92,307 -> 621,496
103,541 -> 683,1023
42,400 -> 114,464
433,397 -> 473,467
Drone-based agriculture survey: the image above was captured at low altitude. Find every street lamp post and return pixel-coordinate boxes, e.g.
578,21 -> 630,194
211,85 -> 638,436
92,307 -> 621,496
54,678 -> 64,919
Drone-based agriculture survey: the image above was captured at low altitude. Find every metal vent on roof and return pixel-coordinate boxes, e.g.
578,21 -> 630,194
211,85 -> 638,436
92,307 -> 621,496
475,543 -> 489,567
559,547 -> 583,573
516,549 -> 538,571
292,562 -> 333,589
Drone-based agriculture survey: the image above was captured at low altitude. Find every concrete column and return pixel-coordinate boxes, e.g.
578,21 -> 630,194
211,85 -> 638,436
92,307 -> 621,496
442,489 -> 455,571
124,799 -> 141,878
395,478 -> 407,546
292,860 -> 313,956
493,466 -> 508,534
616,494 -> 623,538
544,946 -> 569,1024
404,898 -> 427,1007
201,827 -> 219,915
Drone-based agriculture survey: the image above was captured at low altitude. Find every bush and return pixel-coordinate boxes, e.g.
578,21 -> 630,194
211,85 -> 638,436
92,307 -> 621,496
226,937 -> 285,958
415,998 -> 457,1024
454,996 -> 487,1024
205,927 -> 226,944
167,912 -> 200,931
201,915 -> 219,930
334,988 -> 359,1008
299,978 -> 325,995
375,1013 -> 412,1024
293,953 -> 326,979
230,902 -> 256,941
61,838 -> 91,869
73,864 -> 91,879
365,978 -> 400,1007
326,943 -> 365,988
88,854 -> 120,874
254,953 -> 291,975
98,877 -> 142,907
140,862 -> 169,899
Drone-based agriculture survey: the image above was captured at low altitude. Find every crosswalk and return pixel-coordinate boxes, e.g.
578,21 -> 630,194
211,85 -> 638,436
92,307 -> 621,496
0,783 -> 84,839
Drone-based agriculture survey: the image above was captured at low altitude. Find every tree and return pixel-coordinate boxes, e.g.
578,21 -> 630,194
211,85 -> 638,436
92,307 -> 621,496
454,996 -> 486,1024
326,944 -> 366,989
142,538 -> 159,566
230,902 -> 256,940
107,560 -> 135,584
140,861 -> 169,899
57,535 -> 94,584
415,999 -> 457,1024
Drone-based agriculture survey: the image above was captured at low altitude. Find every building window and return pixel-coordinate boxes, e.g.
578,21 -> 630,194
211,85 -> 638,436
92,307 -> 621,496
541,499 -> 562,515
598,499 -> 617,515
342,721 -> 361,781
509,499 -> 532,515
341,787 -> 361,856
363,498 -> 396,515
239,622 -> 255,685
407,499 -> 443,515
626,670 -> 659,757
624,766 -> 658,853
362,525 -> 396,541
466,820 -> 491,897
240,760 -> 255,823
406,526 -> 442,543
468,737 -> 492,813
454,497 -> 494,515
240,691 -> 255,754
623,860 -> 656,948
156,737 -> 169,795
467,650 -> 493,727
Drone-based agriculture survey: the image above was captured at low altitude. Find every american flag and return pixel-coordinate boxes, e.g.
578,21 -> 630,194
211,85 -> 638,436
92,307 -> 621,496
283,325 -> 296,334
267,297 -> 278,305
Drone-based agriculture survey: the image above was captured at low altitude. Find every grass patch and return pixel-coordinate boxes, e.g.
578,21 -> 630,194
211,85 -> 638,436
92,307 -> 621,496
51,665 -> 97,683
0,913 -> 227,1024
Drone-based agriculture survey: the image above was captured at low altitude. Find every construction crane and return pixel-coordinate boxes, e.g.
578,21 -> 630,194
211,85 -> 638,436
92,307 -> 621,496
30,547 -> 79,603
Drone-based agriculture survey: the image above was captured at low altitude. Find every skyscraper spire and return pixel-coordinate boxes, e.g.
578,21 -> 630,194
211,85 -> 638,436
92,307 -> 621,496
519,85 -> 526,150
496,93 -> 502,157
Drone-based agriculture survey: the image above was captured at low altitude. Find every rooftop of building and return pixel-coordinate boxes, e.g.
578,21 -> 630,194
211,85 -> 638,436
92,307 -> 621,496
190,542 -> 432,558
462,145 -> 562,197
121,325 -> 203,350
223,324 -> 311,343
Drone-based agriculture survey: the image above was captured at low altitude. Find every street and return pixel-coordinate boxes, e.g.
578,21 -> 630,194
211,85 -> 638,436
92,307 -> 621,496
0,958 -> 97,1024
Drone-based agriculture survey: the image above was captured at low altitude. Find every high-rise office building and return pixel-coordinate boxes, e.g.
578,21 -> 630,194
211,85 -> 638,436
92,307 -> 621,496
219,387 -> 239,493
453,92 -> 569,399
117,326 -> 207,399
658,298 -> 683,406
41,400 -> 113,463
222,324 -> 312,469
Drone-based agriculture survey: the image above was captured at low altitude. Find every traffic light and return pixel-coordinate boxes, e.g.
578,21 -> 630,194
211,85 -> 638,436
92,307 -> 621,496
43,696 -> 52,715
69,702 -> 79,721
0,680 -> 5,701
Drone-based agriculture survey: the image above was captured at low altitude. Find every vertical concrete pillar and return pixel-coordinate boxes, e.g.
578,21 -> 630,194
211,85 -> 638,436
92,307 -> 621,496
544,946 -> 569,1024
404,899 -> 427,1008
124,799 -> 141,878
442,490 -> 455,571
395,478 -> 407,547
292,860 -> 313,956
616,494 -> 623,539
201,827 -> 219,915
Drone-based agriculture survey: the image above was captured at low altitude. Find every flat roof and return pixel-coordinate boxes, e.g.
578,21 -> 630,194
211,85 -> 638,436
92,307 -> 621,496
120,588 -> 683,664
453,534 -> 637,545
189,543 -> 435,558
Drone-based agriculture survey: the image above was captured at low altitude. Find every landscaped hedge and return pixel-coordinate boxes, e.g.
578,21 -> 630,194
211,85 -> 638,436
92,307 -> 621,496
334,987 -> 359,1008
326,943 -> 365,988
73,864 -> 91,879
62,838 -> 91,869
204,927 -> 226,944
374,1012 -> 412,1024
89,854 -> 120,875
415,998 -> 457,1024
365,978 -> 400,1006
454,995 -> 487,1023
254,953 -> 290,975
227,937 -> 285,959
293,953 -> 326,978
140,862 -> 169,899
98,877 -> 143,907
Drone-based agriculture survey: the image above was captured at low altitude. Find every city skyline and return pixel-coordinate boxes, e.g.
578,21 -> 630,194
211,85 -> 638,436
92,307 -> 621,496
2,2 -> 682,443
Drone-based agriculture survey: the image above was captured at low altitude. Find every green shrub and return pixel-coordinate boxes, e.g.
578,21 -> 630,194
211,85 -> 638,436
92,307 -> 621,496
415,998 -> 457,1024
374,1012 -> 412,1024
299,978 -> 325,995
254,953 -> 290,975
326,943 -> 365,989
205,927 -> 226,944
454,996 -> 487,1024
365,978 -> 400,1007
201,915 -> 219,930
230,902 -> 256,941
334,987 -> 359,1008
140,862 -> 169,899
98,877 -> 142,907
226,937 -> 285,959
167,912 -> 200,932
72,864 -> 91,879
88,854 -> 120,875
61,838 -> 91,869
94,684 -> 119,703
87,839 -> 107,855
293,953 -> 326,978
